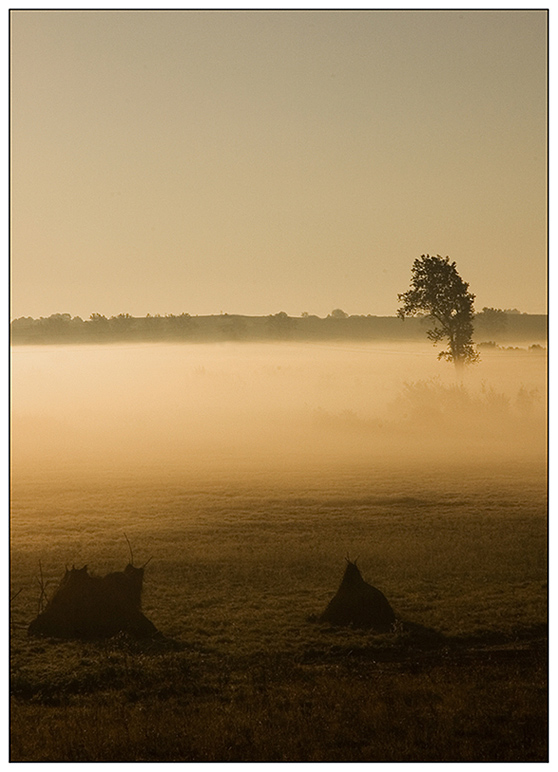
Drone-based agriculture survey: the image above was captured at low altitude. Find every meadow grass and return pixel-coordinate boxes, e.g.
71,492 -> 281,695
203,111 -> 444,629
10,644 -> 546,762
10,459 -> 547,761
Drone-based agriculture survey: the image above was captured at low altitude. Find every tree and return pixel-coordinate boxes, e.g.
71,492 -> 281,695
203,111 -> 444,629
475,307 -> 508,335
267,311 -> 295,339
397,254 -> 479,369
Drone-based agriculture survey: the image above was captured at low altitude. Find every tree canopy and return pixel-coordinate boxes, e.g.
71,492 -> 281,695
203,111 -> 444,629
397,254 -> 479,368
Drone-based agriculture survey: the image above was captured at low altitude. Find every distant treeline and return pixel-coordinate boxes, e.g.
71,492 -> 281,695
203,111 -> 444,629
10,308 -> 547,345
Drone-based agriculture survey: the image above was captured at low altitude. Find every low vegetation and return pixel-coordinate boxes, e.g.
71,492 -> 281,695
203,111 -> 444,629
11,633 -> 546,762
10,463 -> 547,761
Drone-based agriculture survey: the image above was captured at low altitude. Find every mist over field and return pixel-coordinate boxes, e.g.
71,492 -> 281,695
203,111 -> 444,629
11,341 -> 546,482
10,339 -> 548,762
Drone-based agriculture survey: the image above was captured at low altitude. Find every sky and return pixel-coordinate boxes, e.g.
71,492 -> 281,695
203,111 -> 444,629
10,9 -> 547,320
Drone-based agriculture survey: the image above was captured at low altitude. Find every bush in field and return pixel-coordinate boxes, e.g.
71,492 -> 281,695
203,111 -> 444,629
319,560 -> 396,631
391,379 -> 513,428
28,564 -> 157,640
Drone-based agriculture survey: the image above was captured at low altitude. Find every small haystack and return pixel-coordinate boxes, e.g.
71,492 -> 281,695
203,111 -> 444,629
320,559 -> 396,631
28,561 -> 157,640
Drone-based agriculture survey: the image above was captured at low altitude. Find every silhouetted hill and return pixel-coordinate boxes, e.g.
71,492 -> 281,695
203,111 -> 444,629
10,311 -> 547,346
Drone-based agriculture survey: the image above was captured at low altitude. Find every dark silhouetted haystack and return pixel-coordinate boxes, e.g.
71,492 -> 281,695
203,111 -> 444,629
28,563 -> 157,640
320,559 -> 396,630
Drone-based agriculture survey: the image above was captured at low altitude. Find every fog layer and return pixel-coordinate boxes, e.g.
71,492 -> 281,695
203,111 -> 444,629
11,342 -> 546,480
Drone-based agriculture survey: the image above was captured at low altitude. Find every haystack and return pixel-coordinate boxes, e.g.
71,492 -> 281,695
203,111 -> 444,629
28,562 -> 157,640
319,559 -> 396,630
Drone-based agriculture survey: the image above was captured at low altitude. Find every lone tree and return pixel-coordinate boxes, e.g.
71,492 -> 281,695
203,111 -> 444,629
397,254 -> 479,370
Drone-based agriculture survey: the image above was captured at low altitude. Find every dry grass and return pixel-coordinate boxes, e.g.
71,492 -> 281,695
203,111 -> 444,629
10,459 -> 547,761
11,637 -> 547,762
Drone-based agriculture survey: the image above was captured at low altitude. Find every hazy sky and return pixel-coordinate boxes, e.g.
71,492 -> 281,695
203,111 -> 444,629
10,9 -> 547,319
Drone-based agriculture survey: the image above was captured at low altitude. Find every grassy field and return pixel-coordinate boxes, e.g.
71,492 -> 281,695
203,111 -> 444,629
10,458 -> 547,762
